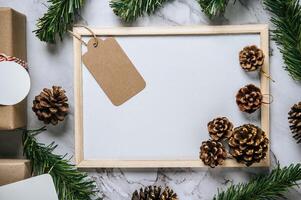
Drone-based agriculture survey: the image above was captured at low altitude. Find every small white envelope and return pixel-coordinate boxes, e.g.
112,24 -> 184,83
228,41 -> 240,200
0,174 -> 58,200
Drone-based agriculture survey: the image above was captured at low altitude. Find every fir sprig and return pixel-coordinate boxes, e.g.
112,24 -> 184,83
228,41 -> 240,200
34,0 -> 85,43
198,0 -> 230,18
264,0 -> 301,81
214,163 -> 301,200
110,0 -> 169,22
22,127 -> 100,200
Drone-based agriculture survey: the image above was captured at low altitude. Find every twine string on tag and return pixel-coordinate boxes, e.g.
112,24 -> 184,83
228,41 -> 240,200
68,30 -> 88,46
261,69 -> 275,82
262,93 -> 274,104
69,25 -> 98,47
0,53 -> 28,70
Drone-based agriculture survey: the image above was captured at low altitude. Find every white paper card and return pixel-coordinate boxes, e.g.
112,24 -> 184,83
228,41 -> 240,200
0,174 -> 58,200
0,61 -> 30,105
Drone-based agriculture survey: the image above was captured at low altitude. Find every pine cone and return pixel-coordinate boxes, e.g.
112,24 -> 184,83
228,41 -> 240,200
236,84 -> 263,113
131,186 -> 178,200
200,140 -> 227,168
208,117 -> 233,140
32,86 -> 69,125
160,187 -> 178,200
239,45 -> 264,71
228,124 -> 269,166
288,102 -> 301,143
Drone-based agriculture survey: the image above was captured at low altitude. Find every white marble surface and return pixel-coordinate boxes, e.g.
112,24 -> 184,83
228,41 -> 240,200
0,0 -> 300,199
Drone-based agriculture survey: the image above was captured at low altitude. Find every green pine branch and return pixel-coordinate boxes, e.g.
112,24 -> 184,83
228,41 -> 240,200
22,127 -> 100,200
264,0 -> 301,81
34,0 -> 85,43
198,0 -> 230,18
110,0 -> 169,22
213,163 -> 301,200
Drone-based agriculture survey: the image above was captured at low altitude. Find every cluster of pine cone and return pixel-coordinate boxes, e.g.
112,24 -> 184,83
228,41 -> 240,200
239,46 -> 301,144
200,117 -> 269,167
132,186 -> 178,200
200,46 -> 269,167
236,46 -> 266,114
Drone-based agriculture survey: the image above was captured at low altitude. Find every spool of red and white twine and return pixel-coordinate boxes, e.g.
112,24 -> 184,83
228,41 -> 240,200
0,53 -> 28,71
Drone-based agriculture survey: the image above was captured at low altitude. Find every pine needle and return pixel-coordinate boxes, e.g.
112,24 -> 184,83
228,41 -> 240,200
110,0 -> 169,22
22,127 -> 100,200
198,0 -> 230,18
264,0 -> 301,81
213,163 -> 301,200
34,0 -> 85,43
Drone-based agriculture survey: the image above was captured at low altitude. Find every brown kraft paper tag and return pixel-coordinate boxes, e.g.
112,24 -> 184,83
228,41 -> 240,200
82,37 -> 146,106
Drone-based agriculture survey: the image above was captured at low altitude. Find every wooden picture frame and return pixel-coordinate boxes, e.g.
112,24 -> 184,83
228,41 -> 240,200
73,25 -> 270,168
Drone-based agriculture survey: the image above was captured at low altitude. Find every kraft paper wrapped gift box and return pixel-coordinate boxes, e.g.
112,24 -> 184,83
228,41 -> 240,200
0,8 -> 31,186
0,159 -> 31,185
0,7 -> 27,130
0,130 -> 31,185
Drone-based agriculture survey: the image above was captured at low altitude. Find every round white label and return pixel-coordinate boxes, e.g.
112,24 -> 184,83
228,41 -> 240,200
0,61 -> 31,105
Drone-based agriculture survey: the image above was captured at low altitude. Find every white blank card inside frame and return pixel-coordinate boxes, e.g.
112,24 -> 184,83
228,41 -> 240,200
73,25 -> 270,168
